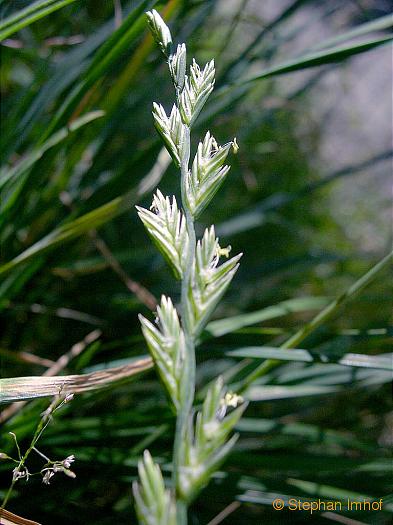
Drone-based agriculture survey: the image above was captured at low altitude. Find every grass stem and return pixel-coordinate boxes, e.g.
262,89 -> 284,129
172,125 -> 196,524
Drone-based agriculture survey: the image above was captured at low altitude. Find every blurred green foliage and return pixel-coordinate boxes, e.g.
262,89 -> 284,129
0,1 -> 392,523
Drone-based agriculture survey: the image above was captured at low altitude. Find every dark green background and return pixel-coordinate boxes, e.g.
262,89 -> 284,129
1,1 -> 392,523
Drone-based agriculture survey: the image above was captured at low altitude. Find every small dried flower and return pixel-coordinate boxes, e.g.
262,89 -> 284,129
42,470 -> 55,485
64,393 -> 74,403
62,455 -> 75,469
63,468 -> 76,479
41,460 -> 77,484
12,466 -> 30,482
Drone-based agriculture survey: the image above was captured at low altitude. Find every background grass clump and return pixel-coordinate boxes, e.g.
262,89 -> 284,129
0,1 -> 392,523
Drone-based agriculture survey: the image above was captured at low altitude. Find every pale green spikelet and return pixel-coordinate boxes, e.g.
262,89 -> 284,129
179,59 -> 215,126
136,190 -> 189,279
133,450 -> 177,525
185,132 -> 237,218
185,226 -> 242,336
139,296 -> 185,410
146,9 -> 172,57
170,43 -> 187,92
152,103 -> 187,167
177,377 -> 247,503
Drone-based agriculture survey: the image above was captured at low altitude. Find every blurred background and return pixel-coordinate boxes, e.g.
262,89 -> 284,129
0,0 -> 392,523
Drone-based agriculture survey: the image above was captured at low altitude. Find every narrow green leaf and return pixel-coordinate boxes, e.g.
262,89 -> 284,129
0,111 -> 105,192
0,0 -> 79,40
227,347 -> 393,371
41,0 -> 158,140
239,252 -> 393,391
235,417 -> 373,452
204,297 -> 329,338
247,385 -> 338,401
0,111 -> 104,228
311,14 -> 393,51
0,148 -> 170,278
230,35 -> 392,87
